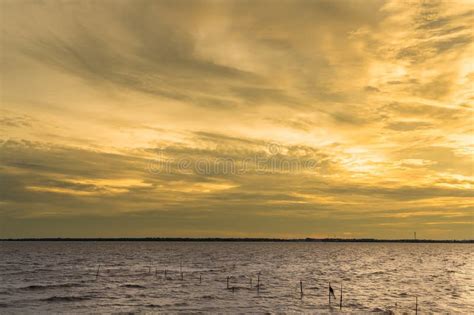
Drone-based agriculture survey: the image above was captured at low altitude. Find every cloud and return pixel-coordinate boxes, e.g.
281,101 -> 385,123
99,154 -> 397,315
386,121 -> 433,131
0,0 -> 472,239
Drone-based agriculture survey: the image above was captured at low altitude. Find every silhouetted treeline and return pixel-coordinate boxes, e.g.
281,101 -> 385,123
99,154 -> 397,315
0,237 -> 472,243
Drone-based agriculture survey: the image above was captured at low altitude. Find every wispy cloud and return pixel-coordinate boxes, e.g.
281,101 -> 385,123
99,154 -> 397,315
0,0 -> 472,239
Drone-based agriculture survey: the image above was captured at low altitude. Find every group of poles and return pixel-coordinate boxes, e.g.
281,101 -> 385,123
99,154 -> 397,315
94,264 -> 419,313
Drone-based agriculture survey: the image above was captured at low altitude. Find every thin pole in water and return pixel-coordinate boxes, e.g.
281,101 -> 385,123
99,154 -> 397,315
340,283 -> 342,310
180,262 -> 183,280
300,280 -> 303,299
95,265 -> 101,281
328,282 -> 331,307
415,296 -> 418,315
227,276 -> 230,289
199,274 -> 202,284
257,273 -> 260,294
250,278 -> 252,289
164,269 -> 167,280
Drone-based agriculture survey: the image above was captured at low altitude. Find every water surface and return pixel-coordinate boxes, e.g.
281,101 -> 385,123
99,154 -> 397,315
0,242 -> 472,313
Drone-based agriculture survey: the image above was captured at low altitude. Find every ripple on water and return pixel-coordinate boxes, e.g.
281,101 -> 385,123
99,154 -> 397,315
19,283 -> 83,291
120,284 -> 146,289
42,295 -> 93,302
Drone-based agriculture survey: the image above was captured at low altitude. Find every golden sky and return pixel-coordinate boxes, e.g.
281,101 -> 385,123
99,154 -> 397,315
0,0 -> 473,239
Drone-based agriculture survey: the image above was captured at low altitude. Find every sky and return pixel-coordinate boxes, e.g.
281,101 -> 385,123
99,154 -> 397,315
0,0 -> 472,239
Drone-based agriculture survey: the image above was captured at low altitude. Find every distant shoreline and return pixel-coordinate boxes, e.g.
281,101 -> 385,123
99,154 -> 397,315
0,237 -> 472,243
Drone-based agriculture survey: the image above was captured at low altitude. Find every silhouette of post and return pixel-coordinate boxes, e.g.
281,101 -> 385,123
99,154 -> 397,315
328,282 -> 331,307
415,296 -> 418,314
340,283 -> 342,310
300,280 -> 303,299
257,273 -> 260,294
95,265 -> 101,281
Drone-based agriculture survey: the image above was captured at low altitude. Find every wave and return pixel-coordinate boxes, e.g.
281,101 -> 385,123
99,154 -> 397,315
121,284 -> 146,288
173,302 -> 188,307
42,295 -> 92,302
20,283 -> 83,291
371,271 -> 385,275
371,307 -> 395,314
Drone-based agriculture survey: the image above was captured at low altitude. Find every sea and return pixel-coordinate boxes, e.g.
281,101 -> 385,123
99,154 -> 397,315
0,241 -> 472,313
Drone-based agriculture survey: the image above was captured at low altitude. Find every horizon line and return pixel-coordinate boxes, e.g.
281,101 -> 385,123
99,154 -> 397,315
1,237 -> 472,243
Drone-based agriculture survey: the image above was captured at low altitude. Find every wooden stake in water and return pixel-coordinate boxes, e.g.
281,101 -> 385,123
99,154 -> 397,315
250,278 -> 252,289
340,283 -> 342,310
328,282 -> 331,306
199,274 -> 202,284
180,262 -> 183,280
227,276 -> 230,289
257,273 -> 260,293
95,265 -> 101,280
415,296 -> 418,315
164,269 -> 167,280
300,280 -> 303,299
